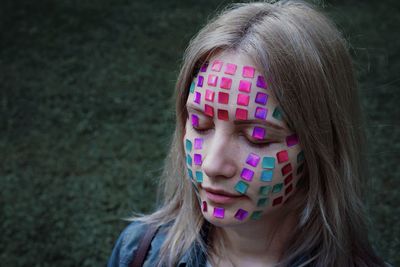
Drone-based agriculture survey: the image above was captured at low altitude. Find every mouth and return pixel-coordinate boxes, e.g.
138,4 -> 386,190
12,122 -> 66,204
202,186 -> 245,204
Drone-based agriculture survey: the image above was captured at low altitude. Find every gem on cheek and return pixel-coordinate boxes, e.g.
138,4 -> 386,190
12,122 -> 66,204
202,201 -> 208,212
189,82 -> 195,93
213,207 -> 225,218
217,109 -> 229,121
242,66 -> 255,78
218,92 -> 229,104
186,154 -> 192,166
220,77 -> 232,89
256,75 -> 267,89
194,154 -> 202,165
207,74 -> 218,87
235,108 -> 248,120
237,94 -> 250,106
272,196 -> 283,206
284,174 -> 293,185
234,208 -> 249,221
255,92 -> 268,105
272,183 -> 283,193
297,151 -> 305,163
200,62 -> 208,72
205,89 -> 215,102
225,63 -> 237,75
193,92 -> 201,104
262,157 -> 275,169
204,104 -> 214,117
281,163 -> 292,175
191,114 -> 199,127
194,138 -> 203,149
234,181 -> 249,194
276,150 -> 289,163
252,127 -> 266,140
197,76 -> 204,87
286,134 -> 299,147
260,170 -> 273,182
211,60 -> 223,72
254,107 -> 267,120
257,198 -> 269,207
246,153 -> 260,167
238,80 -> 252,93
195,171 -> 203,182
259,185 -> 271,196
240,168 -> 254,181
251,211 -> 262,220
285,184 -> 293,195
272,107 -> 283,120
185,139 -> 192,152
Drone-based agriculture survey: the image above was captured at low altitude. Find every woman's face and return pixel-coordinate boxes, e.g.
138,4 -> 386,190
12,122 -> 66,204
184,51 -> 304,226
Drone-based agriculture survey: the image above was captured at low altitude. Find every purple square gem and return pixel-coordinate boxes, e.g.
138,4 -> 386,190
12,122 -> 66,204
240,168 -> 254,181
252,127 -> 265,140
254,107 -> 267,120
193,92 -> 201,104
200,62 -> 208,72
213,207 -> 225,218
194,138 -> 203,149
234,208 -> 249,221
197,76 -> 204,87
255,92 -> 268,105
194,154 -> 202,165
286,134 -> 299,147
246,153 -> 260,167
191,114 -> 199,127
256,75 -> 267,89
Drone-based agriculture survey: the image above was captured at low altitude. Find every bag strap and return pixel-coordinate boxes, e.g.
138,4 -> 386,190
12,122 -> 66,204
129,224 -> 159,267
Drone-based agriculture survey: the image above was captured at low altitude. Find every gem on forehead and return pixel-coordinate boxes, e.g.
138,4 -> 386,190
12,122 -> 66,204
256,75 -> 267,89
297,164 -> 304,175
272,183 -> 283,193
272,107 -> 283,121
187,168 -> 193,179
285,184 -> 293,195
237,94 -> 250,106
217,109 -> 229,121
185,139 -> 192,152
297,151 -> 305,163
191,114 -> 199,127
211,60 -> 223,72
205,89 -> 215,102
238,80 -> 252,93
242,66 -> 255,78
281,163 -> 292,175
286,134 -> 299,147
225,63 -> 237,75
252,127 -> 266,140
246,153 -> 260,167
189,82 -> 195,93
251,211 -> 262,220
255,92 -> 268,105
220,77 -> 232,89
195,171 -> 203,182
193,92 -> 201,104
276,150 -> 289,163
259,185 -> 271,196
186,154 -> 192,166
262,157 -> 275,169
260,170 -> 273,182
197,76 -> 204,87
257,198 -> 269,207
218,92 -> 229,104
254,107 -> 267,120
202,201 -> 208,212
235,108 -> 248,120
213,207 -> 225,218
194,138 -> 203,149
234,208 -> 249,221
234,181 -> 249,194
272,196 -> 283,206
207,74 -> 218,87
194,154 -> 202,165
204,104 -> 214,117
284,174 -> 293,185
240,168 -> 254,181
200,62 -> 208,72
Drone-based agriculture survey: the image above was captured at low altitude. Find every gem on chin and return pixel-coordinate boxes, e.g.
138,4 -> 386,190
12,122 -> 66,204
213,207 -> 225,218
250,210 -> 262,220
234,208 -> 249,221
202,201 -> 208,212
234,181 -> 249,194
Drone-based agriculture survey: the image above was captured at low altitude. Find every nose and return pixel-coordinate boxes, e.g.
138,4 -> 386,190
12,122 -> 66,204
201,130 -> 237,180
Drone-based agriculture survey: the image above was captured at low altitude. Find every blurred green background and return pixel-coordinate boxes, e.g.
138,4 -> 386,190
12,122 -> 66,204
1,0 -> 399,266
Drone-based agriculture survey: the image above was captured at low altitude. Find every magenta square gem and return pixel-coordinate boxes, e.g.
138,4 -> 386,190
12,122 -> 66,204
240,168 -> 254,181
194,153 -> 202,165
252,127 -> 266,140
254,107 -> 267,120
193,92 -> 201,104
194,138 -> 203,149
191,114 -> 199,127
200,62 -> 208,72
238,80 -> 251,93
205,89 -> 215,102
220,77 -> 232,89
197,76 -> 204,87
225,63 -> 237,75
213,207 -> 225,218
286,134 -> 299,147
234,208 -> 249,221
242,66 -> 255,78
246,153 -> 260,167
211,60 -> 223,72
237,94 -> 249,106
207,74 -> 218,87
256,75 -> 267,89
255,92 -> 268,105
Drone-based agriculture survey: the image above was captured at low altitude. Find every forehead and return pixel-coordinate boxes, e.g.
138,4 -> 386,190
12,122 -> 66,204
187,51 -> 286,128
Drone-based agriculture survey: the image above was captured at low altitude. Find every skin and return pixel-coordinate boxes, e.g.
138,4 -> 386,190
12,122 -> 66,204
183,50 -> 305,266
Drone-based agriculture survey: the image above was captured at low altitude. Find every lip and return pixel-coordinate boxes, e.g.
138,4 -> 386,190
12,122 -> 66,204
202,187 -> 244,204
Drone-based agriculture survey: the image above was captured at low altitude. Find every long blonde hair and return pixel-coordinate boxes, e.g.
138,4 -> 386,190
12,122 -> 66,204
131,1 -> 386,266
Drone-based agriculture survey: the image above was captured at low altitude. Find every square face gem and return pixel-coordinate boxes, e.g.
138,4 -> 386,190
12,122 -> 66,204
193,92 -> 201,104
194,138 -> 203,149
284,174 -> 293,185
217,109 -> 229,121
234,208 -> 248,221
186,154 -> 192,166
202,201 -> 207,212
246,153 -> 260,167
185,139 -> 192,152
200,62 -> 208,72
297,151 -> 305,163
189,82 -> 195,93
204,104 -> 214,117
211,60 -> 223,72
235,108 -> 248,120
259,185 -> 271,196
272,183 -> 283,193
254,107 -> 267,120
195,171 -> 203,182
255,92 -> 268,105
237,94 -> 250,106
257,198 -> 269,207
191,114 -> 199,127
286,134 -> 299,147
256,75 -> 267,89
205,89 -> 215,102
242,66 -> 255,78
218,92 -> 229,104
251,211 -> 262,220
220,77 -> 232,89
213,207 -> 225,218
194,154 -> 202,165
260,170 -> 273,182
272,196 -> 283,206
281,163 -> 292,175
197,76 -> 204,87
207,74 -> 218,87
276,150 -> 289,163
225,63 -> 237,75
238,80 -> 252,93
252,127 -> 266,140
272,107 -> 283,120
240,168 -> 254,181
262,157 -> 275,169
234,181 -> 249,194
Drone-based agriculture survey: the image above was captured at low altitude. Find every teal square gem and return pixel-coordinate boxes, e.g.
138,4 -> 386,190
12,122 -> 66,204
189,82 -> 195,93
250,210 -> 263,220
262,157 -> 275,169
272,107 -> 283,120
260,170 -> 273,182
188,168 -> 193,179
297,151 -> 304,163
259,185 -> 271,196
234,181 -> 249,194
185,139 -> 192,152
257,197 -> 269,207
272,183 -> 283,193
195,171 -> 203,182
186,154 -> 192,166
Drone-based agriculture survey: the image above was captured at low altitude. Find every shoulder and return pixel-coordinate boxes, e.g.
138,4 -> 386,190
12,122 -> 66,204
107,220 -> 170,267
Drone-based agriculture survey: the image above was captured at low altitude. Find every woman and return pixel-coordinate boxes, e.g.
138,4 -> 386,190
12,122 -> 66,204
108,1 -> 387,266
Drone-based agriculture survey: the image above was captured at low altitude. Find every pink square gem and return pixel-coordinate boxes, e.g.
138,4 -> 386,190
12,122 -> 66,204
204,104 -> 214,117
224,63 -> 237,75
220,77 -> 232,89
194,138 -> 203,149
277,150 -> 289,163
235,108 -> 248,120
237,94 -> 249,106
218,92 -> 229,104
205,89 -> 215,102
286,134 -> 299,147
242,66 -> 255,78
207,74 -> 218,87
211,60 -> 223,72
217,109 -> 229,121
238,80 -> 251,93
